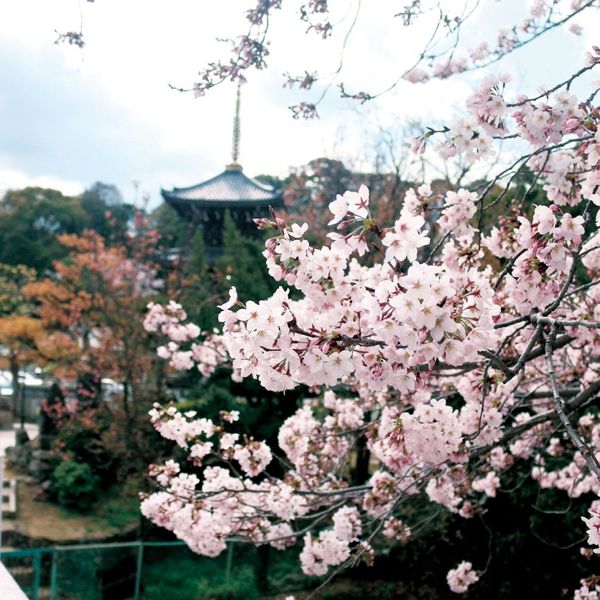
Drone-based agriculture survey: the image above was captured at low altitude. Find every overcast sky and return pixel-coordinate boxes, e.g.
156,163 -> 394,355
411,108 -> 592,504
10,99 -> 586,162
0,1 -> 596,208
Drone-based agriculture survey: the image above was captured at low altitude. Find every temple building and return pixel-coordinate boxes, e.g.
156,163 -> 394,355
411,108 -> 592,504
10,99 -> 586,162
161,86 -> 282,259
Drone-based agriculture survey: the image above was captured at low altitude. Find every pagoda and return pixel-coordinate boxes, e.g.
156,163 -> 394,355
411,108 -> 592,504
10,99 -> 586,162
161,86 -> 282,259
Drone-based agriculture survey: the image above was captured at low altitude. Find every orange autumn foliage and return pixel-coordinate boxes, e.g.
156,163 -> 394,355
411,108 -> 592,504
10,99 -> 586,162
24,230 -> 164,415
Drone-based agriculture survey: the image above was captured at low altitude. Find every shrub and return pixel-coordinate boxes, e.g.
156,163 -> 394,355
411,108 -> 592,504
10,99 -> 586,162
51,460 -> 100,511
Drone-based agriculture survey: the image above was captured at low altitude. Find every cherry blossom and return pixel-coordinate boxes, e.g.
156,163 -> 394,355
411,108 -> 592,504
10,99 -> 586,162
140,44 -> 600,595
447,561 -> 480,594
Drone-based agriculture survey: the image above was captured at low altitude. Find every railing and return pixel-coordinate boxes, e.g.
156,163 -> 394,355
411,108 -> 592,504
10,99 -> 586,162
0,540 -> 233,600
1,537 -> 308,599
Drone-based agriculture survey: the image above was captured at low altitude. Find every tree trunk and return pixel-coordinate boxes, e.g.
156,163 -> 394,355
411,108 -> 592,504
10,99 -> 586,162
352,435 -> 371,485
255,545 -> 271,594
10,353 -> 19,420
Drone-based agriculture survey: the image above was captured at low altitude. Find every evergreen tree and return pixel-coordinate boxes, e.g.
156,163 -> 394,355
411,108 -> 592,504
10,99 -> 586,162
150,202 -> 191,249
180,228 -> 218,330
217,210 -> 277,303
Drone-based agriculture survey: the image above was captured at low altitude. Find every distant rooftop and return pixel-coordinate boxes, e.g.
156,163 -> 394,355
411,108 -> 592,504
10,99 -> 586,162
161,83 -> 282,216
161,164 -> 281,208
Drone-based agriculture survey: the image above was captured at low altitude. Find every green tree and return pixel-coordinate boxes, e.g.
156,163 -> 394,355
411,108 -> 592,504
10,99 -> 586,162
217,210 -> 277,303
150,202 -> 192,249
178,213 -> 278,331
178,228 -> 220,330
79,182 -> 135,243
0,263 -> 37,316
0,187 -> 87,271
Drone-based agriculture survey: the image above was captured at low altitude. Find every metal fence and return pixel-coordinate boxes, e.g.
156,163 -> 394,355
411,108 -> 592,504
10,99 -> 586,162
0,541 -> 219,600
0,539 -> 301,600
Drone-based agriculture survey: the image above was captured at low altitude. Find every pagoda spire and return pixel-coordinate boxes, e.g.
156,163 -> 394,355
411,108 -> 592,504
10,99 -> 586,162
228,82 -> 242,171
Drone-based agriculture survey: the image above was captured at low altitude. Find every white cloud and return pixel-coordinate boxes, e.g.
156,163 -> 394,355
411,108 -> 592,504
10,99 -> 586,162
0,0 -> 598,209
0,166 -> 83,197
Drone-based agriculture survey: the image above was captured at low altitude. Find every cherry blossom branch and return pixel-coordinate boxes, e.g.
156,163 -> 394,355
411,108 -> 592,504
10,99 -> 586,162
507,61 -> 600,109
545,324 -> 600,481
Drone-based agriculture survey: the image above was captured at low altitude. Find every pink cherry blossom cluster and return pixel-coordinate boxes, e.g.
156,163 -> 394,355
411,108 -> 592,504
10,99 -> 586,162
447,561 -> 480,594
533,417 -> 600,498
215,190 -> 500,394
144,301 -> 227,377
142,397 -> 385,574
583,501 -> 600,554
300,506 -> 363,576
574,577 -> 600,600
438,189 -> 478,238
484,204 -> 585,314
400,2 -> 599,91
142,49 -> 600,596
177,0 -> 600,123
400,399 -> 463,464
382,516 -> 411,543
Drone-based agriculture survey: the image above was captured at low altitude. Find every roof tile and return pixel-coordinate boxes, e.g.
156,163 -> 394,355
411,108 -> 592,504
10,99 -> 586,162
161,167 -> 280,206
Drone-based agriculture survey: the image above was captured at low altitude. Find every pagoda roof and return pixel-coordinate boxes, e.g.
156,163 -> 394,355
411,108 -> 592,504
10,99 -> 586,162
161,165 -> 281,208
